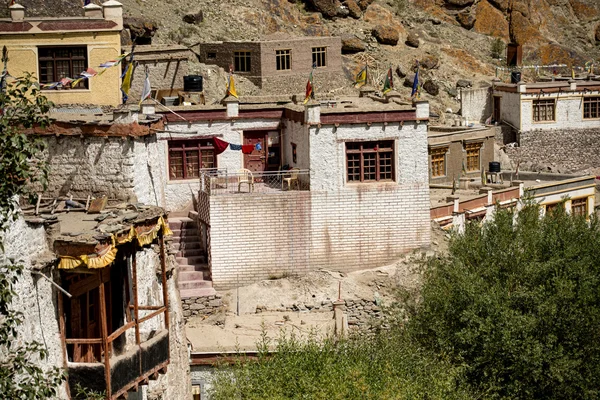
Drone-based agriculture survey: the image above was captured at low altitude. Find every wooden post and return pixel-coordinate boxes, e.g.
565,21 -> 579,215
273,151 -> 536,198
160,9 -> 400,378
99,280 -> 111,399
131,250 -> 140,346
159,232 -> 170,330
56,286 -> 71,398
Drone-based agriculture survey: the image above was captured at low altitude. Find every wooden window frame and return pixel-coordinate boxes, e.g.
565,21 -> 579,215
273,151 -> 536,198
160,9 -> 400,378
583,97 -> 600,119
276,49 -> 291,71
465,142 -> 483,172
233,51 -> 251,73
532,98 -> 555,122
571,197 -> 588,217
545,202 -> 563,214
312,47 -> 327,68
429,147 -> 448,178
168,139 -> 216,180
346,140 -> 395,183
38,46 -> 88,89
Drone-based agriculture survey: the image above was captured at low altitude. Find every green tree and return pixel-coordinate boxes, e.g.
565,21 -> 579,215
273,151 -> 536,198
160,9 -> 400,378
0,62 -> 64,397
409,204 -> 600,399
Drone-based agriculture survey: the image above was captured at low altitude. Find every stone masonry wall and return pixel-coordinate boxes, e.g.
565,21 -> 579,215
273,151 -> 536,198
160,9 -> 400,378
181,293 -> 224,320
505,128 -> 600,173
208,186 -> 431,290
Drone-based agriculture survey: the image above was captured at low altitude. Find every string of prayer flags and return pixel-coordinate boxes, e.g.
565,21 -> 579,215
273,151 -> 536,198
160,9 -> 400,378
241,145 -> 254,154
229,143 -> 242,151
224,140 -> 264,153
212,137 -> 229,155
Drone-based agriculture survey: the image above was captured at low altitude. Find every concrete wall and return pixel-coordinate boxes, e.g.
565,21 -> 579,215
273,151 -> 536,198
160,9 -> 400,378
206,186 -> 431,289
428,127 -> 496,184
3,31 -> 121,106
460,87 -> 492,123
505,128 -> 600,173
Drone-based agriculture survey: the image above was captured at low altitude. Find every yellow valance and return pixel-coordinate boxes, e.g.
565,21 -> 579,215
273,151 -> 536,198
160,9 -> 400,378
58,216 -> 172,270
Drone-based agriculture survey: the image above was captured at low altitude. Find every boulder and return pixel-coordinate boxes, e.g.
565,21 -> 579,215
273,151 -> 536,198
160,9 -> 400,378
446,87 -> 459,97
423,80 -> 439,96
395,64 -> 407,78
345,0 -> 362,18
456,79 -> 472,88
123,17 -> 159,44
404,73 -> 416,88
487,0 -> 508,12
405,32 -> 420,48
420,54 -> 440,69
307,0 -> 341,19
473,0 -> 509,40
372,25 -> 400,45
341,35 -> 366,53
456,10 -> 475,29
182,11 -> 204,25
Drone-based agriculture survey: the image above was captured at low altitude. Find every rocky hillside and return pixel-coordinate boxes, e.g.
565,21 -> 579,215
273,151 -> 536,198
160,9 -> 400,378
5,0 -> 600,117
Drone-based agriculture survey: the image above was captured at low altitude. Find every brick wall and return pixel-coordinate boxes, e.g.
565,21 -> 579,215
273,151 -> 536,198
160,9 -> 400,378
207,185 -> 430,289
505,128 -> 600,172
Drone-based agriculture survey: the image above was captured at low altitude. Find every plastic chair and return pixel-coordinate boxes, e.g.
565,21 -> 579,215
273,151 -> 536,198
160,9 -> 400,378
282,168 -> 300,191
237,168 -> 254,192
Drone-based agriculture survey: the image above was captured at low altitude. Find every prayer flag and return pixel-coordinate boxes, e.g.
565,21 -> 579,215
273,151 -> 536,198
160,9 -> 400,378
303,70 -> 313,104
382,67 -> 393,94
226,74 -> 238,98
71,77 -> 85,88
81,67 -> 97,78
411,65 -> 420,98
571,68 -> 575,79
59,77 -> 72,86
139,67 -> 151,105
355,65 -> 367,88
229,143 -> 242,151
121,62 -> 134,96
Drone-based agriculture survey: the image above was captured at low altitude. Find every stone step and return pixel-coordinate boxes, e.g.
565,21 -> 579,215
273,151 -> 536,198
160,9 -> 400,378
172,235 -> 201,244
170,228 -> 199,237
171,242 -> 202,252
177,255 -> 205,265
168,218 -> 198,230
176,248 -> 204,258
178,279 -> 213,290
179,271 -> 207,281
178,264 -> 209,273
180,287 -> 216,299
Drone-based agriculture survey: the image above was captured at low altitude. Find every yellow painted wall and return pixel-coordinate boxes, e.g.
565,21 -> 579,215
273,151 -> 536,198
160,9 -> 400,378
2,31 -> 121,107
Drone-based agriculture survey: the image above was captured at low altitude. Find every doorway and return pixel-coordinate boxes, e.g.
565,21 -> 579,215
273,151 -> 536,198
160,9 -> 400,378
243,130 -> 281,173
493,96 -> 501,123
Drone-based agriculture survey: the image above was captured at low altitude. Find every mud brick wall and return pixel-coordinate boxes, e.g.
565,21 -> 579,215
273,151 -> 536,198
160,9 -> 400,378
208,185 -> 431,290
506,128 -> 600,173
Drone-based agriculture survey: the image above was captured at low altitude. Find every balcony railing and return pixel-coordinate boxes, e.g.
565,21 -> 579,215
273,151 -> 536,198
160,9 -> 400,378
200,169 -> 310,195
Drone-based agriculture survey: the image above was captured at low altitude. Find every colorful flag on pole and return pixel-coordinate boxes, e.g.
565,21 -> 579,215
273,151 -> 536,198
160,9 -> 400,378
355,65 -> 367,88
139,67 -> 151,105
227,73 -> 238,98
382,67 -> 393,94
303,70 -> 314,104
121,62 -> 134,97
411,63 -> 420,99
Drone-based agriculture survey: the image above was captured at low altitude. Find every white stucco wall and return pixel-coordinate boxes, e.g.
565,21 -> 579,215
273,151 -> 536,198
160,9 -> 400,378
281,119 -> 310,171
520,92 -> 600,132
461,87 -> 492,123
1,218 -> 69,399
309,121 -> 429,191
496,91 -> 521,129
158,119 -> 280,211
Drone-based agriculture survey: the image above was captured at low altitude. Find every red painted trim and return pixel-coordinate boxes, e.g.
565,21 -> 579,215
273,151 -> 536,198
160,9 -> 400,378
284,108 -> 305,123
163,110 -> 227,122
0,22 -> 33,32
37,20 -> 118,31
239,109 -> 283,119
320,110 -> 418,124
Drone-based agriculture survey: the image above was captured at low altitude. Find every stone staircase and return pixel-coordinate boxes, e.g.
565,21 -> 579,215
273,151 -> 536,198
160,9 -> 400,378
168,214 -> 215,298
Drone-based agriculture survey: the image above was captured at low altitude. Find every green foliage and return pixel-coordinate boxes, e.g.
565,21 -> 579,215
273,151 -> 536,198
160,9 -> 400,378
409,204 -> 600,399
491,38 -> 505,59
72,382 -> 105,400
0,73 -> 52,235
210,328 -> 473,400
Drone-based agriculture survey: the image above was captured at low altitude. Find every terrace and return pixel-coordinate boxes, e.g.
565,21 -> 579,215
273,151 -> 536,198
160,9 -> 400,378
199,169 -> 311,195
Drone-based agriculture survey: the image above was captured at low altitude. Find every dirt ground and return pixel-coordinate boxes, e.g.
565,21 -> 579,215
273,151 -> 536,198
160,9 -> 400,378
186,225 -> 449,352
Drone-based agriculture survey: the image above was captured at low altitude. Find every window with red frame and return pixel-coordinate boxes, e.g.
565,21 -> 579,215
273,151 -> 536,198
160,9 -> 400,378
346,140 -> 394,183
168,139 -> 215,180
